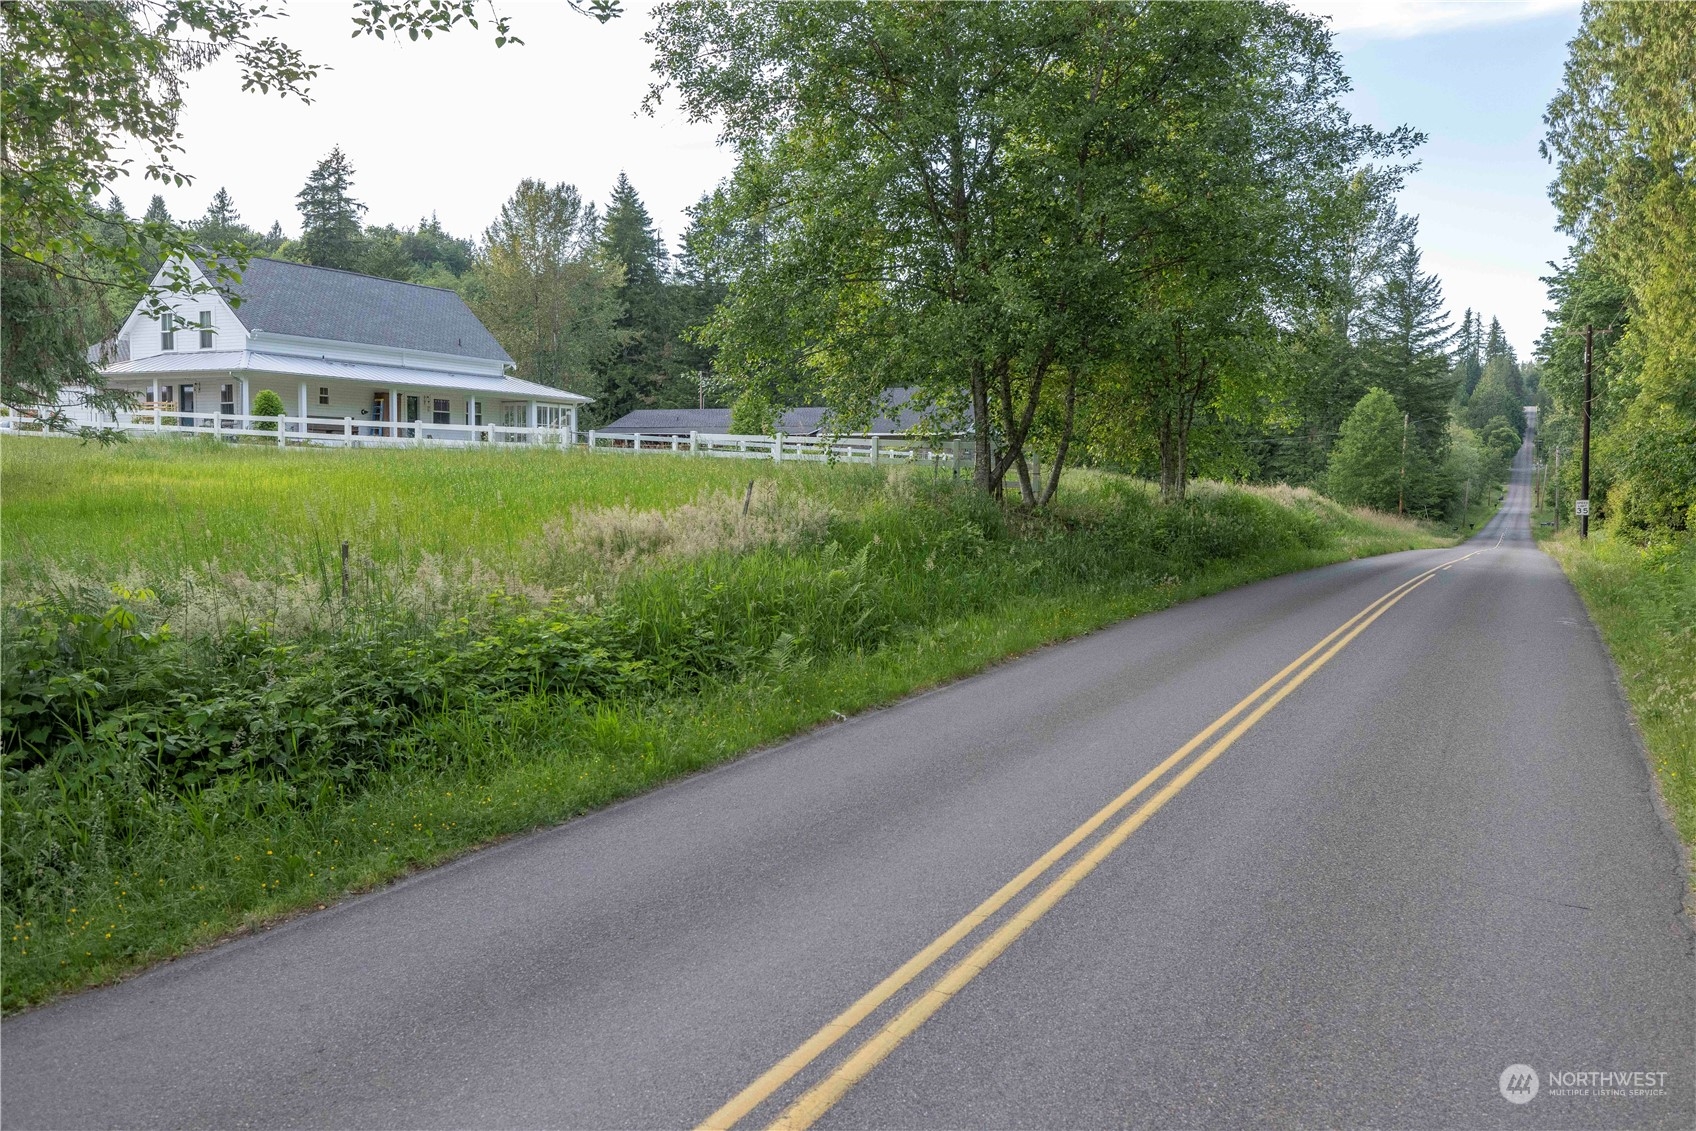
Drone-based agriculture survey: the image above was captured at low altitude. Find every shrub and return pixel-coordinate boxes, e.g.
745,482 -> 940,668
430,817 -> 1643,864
250,388 -> 285,430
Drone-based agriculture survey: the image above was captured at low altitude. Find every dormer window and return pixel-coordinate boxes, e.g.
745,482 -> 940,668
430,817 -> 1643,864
160,313 -> 175,351
198,312 -> 213,349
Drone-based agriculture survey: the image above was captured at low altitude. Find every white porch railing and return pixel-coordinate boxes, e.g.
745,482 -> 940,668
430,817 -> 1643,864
583,430 -> 971,470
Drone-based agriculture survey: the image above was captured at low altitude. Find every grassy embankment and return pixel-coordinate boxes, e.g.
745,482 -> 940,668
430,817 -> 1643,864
2,437 -> 1452,1009
1532,492 -> 1696,855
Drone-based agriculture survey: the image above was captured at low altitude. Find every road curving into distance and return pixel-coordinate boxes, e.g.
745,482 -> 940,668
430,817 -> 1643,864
5,442 -> 1691,1129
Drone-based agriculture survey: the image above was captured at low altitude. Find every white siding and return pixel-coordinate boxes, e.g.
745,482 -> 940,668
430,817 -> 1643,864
127,261 -> 247,362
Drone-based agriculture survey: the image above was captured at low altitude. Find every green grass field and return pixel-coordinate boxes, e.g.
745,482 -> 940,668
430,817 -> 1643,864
1,436 -> 1454,1009
1,435 -> 833,586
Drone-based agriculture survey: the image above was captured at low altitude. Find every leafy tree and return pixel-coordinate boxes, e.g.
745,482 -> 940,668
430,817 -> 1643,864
1541,0 -> 1695,533
2,0 -> 608,423
1327,388 -> 1408,512
467,178 -> 622,394
294,146 -> 367,270
728,388 -> 777,436
1248,173 -> 1415,489
653,1 -> 1408,500
401,214 -> 474,278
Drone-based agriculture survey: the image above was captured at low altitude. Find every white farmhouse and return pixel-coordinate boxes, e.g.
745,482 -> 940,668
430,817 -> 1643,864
96,256 -> 590,441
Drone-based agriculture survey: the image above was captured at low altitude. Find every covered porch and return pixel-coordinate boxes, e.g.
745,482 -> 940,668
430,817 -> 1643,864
96,351 -> 589,446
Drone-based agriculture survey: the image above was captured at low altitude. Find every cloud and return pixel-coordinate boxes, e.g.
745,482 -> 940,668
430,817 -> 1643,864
1291,1 -> 1579,41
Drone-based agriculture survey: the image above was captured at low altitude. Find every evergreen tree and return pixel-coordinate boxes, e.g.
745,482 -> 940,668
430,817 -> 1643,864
667,194 -> 730,408
402,214 -> 474,278
143,194 -> 171,225
1466,355 -> 1526,438
264,221 -> 286,252
1453,309 -> 1484,396
194,187 -> 263,249
295,146 -> 367,270
1327,387 -> 1410,512
204,187 -> 239,230
1358,238 -> 1457,457
1483,316 -> 1512,365
592,173 -> 677,423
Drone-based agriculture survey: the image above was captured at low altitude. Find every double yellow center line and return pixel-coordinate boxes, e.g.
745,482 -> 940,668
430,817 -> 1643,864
700,545 -> 1495,1131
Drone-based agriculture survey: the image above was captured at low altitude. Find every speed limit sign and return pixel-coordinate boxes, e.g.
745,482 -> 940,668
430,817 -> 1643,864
1575,499 -> 1591,516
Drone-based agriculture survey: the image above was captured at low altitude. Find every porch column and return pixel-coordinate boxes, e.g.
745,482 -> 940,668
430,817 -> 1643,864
568,405 -> 579,446
528,400 -> 537,432
239,377 -> 250,421
297,382 -> 308,435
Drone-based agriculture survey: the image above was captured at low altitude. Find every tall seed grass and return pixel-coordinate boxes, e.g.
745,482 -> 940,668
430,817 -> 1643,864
1,436 -> 1451,1009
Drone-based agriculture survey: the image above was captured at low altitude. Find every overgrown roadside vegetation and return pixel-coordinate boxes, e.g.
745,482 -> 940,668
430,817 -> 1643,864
1539,529 -> 1696,857
2,439 -> 1453,1010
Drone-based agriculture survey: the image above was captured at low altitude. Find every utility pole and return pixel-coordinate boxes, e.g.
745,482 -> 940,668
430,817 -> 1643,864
1553,445 -> 1561,532
1580,324 -> 1594,539
1398,411 -> 1409,517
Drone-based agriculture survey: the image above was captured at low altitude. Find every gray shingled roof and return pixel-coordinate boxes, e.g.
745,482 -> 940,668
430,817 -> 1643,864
213,258 -> 512,364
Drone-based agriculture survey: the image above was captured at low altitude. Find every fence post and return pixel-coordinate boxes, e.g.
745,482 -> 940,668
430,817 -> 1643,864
345,417 -> 353,445
588,429 -> 597,452
277,413 -> 286,447
774,432 -> 784,463
871,435 -> 880,466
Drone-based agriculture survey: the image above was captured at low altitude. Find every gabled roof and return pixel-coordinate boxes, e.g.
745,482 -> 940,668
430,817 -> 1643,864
210,258 -> 512,365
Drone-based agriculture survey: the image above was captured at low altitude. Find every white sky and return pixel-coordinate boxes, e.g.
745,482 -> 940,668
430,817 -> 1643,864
121,1 -> 1578,355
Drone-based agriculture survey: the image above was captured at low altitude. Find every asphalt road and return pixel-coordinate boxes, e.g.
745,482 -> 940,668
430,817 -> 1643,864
5,443 -> 1691,1129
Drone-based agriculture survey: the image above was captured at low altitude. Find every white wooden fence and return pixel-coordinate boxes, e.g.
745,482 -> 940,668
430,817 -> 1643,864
584,429 -> 970,469
0,411 -> 973,470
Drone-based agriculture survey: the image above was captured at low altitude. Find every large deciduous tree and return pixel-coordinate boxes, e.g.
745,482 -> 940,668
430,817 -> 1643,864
651,1 -> 1410,501
0,0 -> 615,428
1327,387 -> 1410,513
468,178 -> 622,393
1540,1 -> 1695,533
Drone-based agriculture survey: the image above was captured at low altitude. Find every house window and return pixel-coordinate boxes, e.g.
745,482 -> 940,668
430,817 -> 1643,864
220,384 -> 236,415
537,404 -> 564,428
318,386 -> 330,406
160,313 -> 175,351
432,398 -> 450,425
469,399 -> 482,426
198,311 -> 213,349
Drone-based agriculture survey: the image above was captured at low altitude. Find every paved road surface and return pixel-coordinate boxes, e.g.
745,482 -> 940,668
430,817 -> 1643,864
5,443 -> 1691,1129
